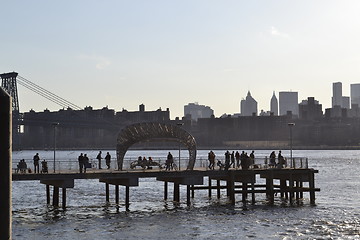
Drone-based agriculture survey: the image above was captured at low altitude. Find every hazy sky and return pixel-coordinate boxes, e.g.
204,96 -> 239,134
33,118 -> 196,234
2,1 -> 360,119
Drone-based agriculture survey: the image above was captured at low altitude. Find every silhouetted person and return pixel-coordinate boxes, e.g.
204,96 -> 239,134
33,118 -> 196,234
83,154 -> 89,173
277,150 -> 285,168
235,151 -> 240,168
208,151 -> 215,170
250,150 -> 255,165
230,151 -> 235,168
96,151 -> 102,169
33,153 -> 40,173
269,151 -> 276,167
41,159 -> 48,173
105,152 -> 111,169
241,151 -> 250,170
240,151 -> 246,169
19,159 -> 27,173
78,153 -> 84,173
166,152 -> 173,170
224,151 -> 231,170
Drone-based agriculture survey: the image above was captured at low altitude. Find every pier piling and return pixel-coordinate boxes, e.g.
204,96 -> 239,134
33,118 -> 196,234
0,87 -> 12,240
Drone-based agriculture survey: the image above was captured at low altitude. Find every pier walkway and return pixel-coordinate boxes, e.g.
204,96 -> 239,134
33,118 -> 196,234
12,164 -> 320,211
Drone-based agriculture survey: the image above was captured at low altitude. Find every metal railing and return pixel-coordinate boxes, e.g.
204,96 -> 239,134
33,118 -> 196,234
12,156 -> 309,174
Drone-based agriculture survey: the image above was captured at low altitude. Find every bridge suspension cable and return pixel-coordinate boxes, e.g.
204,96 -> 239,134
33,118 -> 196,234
17,75 -> 82,110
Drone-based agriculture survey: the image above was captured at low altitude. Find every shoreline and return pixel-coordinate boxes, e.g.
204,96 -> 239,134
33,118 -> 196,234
12,145 -> 360,151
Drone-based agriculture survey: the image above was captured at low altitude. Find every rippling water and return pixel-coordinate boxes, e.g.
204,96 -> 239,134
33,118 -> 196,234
11,150 -> 360,239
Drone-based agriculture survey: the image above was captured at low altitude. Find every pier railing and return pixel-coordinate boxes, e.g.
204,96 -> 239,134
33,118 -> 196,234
12,156 -> 309,174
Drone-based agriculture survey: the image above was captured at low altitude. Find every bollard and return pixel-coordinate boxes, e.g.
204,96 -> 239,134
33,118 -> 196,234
0,87 -> 12,240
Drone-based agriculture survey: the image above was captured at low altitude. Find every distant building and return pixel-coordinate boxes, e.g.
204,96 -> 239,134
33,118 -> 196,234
351,83 -> 360,107
240,91 -> 258,116
299,97 -> 323,120
332,82 -> 342,107
279,91 -> 298,116
184,102 -> 214,121
116,104 -> 170,123
270,91 -> 278,116
342,96 -> 350,109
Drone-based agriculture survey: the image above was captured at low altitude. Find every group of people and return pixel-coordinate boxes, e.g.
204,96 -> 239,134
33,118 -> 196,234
78,151 -> 112,173
15,153 -> 48,174
269,150 -> 286,168
208,150 -> 255,170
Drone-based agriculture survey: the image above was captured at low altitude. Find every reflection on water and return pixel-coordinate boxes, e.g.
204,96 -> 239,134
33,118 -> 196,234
12,150 -> 360,239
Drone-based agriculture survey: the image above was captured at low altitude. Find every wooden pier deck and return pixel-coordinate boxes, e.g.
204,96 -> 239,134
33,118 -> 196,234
12,167 -> 320,211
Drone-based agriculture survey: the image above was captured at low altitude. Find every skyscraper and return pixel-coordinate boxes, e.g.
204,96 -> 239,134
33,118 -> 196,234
332,82 -> 342,107
240,91 -> 258,116
351,83 -> 360,107
279,91 -> 299,116
270,91 -> 278,116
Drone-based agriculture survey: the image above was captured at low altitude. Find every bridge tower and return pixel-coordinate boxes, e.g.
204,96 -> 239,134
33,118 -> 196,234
1,72 -> 19,113
1,72 -> 21,149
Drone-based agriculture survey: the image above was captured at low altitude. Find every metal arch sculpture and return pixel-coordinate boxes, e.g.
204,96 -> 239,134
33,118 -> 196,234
116,122 -> 197,171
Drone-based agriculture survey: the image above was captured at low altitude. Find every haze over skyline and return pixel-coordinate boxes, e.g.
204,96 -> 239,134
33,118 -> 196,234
2,1 -> 360,119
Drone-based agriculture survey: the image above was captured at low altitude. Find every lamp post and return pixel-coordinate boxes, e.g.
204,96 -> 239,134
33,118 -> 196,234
177,122 -> 184,170
288,123 -> 295,165
52,122 -> 59,173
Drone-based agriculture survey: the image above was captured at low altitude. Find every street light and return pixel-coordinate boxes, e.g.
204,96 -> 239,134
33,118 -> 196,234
288,123 -> 295,166
177,122 -> 184,170
52,122 -> 59,173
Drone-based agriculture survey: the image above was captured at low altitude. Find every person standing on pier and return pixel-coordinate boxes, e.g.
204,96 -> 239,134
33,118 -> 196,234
78,153 -> 84,173
224,151 -> 231,170
235,151 -> 240,168
96,151 -> 102,169
277,150 -> 285,168
250,150 -> 255,165
33,153 -> 40,173
269,151 -> 276,167
105,152 -> 111,169
230,151 -> 235,168
83,154 -> 89,173
166,152 -> 174,170
208,151 -> 215,170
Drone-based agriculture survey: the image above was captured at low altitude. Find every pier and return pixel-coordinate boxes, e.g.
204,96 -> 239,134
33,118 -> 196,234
12,166 -> 319,211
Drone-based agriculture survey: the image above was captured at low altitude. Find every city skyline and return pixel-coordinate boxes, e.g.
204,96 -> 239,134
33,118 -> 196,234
2,1 -> 360,119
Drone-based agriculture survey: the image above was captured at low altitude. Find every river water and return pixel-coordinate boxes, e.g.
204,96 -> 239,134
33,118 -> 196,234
11,150 -> 360,239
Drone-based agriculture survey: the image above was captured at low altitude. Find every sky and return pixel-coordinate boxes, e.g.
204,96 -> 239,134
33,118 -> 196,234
2,0 -> 360,119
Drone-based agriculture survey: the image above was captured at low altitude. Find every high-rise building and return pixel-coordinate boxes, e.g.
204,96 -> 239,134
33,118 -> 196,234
240,91 -> 258,116
299,97 -> 323,120
342,96 -> 350,109
279,91 -> 299,116
332,82 -> 342,107
184,102 -> 214,121
270,91 -> 278,116
351,83 -> 360,107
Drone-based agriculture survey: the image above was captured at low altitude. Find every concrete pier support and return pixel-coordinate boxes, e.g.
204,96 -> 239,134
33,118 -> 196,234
173,183 -> 180,202
105,183 -> 110,203
46,185 -> 51,204
208,177 -> 212,198
99,177 -> 138,210
217,180 -> 221,199
125,186 -> 130,211
164,181 -> 168,200
115,185 -> 119,205
0,87 -> 12,240
41,179 -> 74,209
186,185 -> 191,206
62,188 -> 67,209
266,170 -> 274,204
309,172 -> 316,205
53,187 -> 59,207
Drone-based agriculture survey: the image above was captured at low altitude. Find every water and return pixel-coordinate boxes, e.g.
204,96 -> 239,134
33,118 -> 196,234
11,150 -> 360,239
